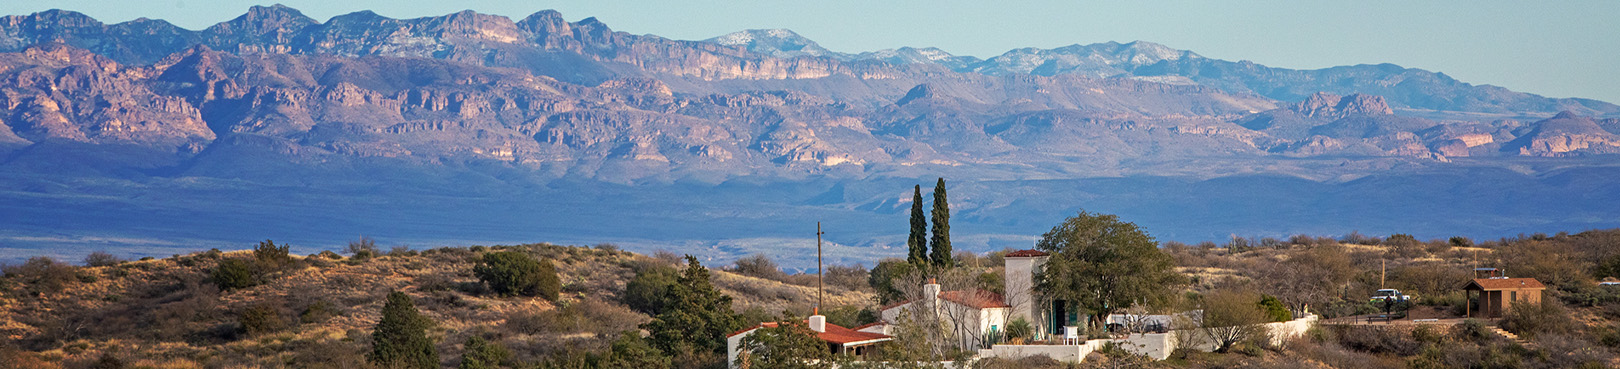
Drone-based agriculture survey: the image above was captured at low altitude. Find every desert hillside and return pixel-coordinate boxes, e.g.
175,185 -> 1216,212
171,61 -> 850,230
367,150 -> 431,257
0,242 -> 873,368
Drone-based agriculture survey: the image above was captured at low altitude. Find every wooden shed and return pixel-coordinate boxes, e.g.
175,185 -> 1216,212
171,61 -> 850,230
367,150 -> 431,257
1463,278 -> 1545,318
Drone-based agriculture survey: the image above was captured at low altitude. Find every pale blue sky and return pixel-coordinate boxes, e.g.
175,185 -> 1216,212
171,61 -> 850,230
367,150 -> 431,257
5,1 -> 1617,104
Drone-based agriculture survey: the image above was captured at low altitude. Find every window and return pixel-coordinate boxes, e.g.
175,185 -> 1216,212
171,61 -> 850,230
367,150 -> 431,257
1511,291 -> 1517,301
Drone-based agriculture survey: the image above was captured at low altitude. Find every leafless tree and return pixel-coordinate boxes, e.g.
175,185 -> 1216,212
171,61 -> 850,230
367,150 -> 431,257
1188,289 -> 1268,353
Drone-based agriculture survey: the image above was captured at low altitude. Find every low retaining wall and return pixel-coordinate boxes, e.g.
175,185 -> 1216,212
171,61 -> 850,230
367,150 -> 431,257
982,314 -> 1318,363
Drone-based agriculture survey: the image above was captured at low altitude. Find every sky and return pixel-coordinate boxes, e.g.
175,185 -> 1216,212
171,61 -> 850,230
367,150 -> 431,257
4,1 -> 1617,104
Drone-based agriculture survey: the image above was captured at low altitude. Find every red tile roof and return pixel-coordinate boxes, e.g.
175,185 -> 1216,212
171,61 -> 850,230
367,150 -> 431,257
851,322 -> 886,331
728,320 -> 893,346
1006,249 -> 1049,257
1467,278 -> 1546,290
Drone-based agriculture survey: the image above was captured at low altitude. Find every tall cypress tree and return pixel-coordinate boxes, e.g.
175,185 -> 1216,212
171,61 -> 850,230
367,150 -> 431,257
929,178 -> 953,267
370,291 -> 438,369
907,184 -> 928,265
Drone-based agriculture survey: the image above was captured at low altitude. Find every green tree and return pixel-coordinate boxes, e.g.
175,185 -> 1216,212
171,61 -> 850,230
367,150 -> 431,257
602,331 -> 672,369
459,336 -> 511,369
624,263 -> 679,315
370,291 -> 438,369
867,259 -> 918,305
735,313 -> 831,369
473,251 -> 561,300
908,184 -> 929,265
929,178 -> 953,268
1034,211 -> 1185,330
211,258 -> 258,291
643,256 -> 742,355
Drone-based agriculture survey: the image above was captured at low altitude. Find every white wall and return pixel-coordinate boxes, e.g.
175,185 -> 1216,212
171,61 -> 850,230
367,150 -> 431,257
980,314 -> 1320,363
1003,255 -> 1046,325
726,328 -> 755,369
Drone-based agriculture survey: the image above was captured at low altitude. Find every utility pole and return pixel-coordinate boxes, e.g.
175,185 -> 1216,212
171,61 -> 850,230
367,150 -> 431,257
816,222 -> 825,314
1381,259 -> 1387,289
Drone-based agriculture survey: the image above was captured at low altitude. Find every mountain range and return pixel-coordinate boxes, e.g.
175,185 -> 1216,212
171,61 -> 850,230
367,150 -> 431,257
1,5 -> 1618,267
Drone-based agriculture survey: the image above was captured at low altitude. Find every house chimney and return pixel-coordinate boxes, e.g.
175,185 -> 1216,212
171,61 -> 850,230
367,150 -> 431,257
924,278 -> 941,301
808,314 -> 826,333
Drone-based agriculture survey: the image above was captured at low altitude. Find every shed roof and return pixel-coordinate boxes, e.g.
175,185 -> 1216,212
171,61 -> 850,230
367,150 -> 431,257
1006,249 -> 1049,257
1465,278 -> 1546,290
728,320 -> 893,346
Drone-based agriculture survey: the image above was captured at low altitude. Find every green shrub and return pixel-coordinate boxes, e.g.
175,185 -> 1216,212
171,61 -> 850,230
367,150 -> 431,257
254,239 -> 292,270
240,304 -> 286,335
458,336 -> 511,369
1258,294 -> 1292,322
3,257 -> 79,295
1500,299 -> 1574,339
473,251 -> 560,300
624,263 -> 678,314
301,300 -> 342,324
84,251 -> 124,267
211,258 -> 259,291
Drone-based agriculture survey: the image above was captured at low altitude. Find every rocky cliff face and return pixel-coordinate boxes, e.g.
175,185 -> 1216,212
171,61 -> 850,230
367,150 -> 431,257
1503,111 -> 1620,156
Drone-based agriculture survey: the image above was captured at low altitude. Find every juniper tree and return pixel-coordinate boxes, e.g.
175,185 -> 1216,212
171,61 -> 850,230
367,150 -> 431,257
370,291 -> 438,369
907,184 -> 929,265
642,256 -> 742,355
929,178 -> 953,268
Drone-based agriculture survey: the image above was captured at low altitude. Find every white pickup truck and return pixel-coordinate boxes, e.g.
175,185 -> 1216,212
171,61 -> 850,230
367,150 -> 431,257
1369,289 -> 1412,302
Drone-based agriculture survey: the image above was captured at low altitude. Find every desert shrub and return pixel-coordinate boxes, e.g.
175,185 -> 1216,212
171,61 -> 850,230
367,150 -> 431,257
239,304 -> 287,335
1499,299 -> 1574,339
652,250 -> 683,265
1450,319 -> 1495,342
459,335 -> 512,369
972,355 -> 1065,369
731,254 -> 786,281
301,300 -> 342,324
1340,231 -> 1379,245
1411,325 -> 1443,343
3,257 -> 79,295
624,263 -> 679,314
1333,326 -> 1421,356
417,273 -> 458,292
505,299 -> 645,336
348,237 -> 379,255
388,246 -> 417,257
253,239 -> 292,270
317,250 -> 343,260
211,258 -> 258,291
474,251 -> 560,300
90,352 -> 125,369
84,251 -> 124,267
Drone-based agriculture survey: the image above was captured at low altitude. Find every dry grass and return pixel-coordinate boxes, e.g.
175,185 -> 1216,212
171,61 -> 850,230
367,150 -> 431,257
0,243 -> 862,368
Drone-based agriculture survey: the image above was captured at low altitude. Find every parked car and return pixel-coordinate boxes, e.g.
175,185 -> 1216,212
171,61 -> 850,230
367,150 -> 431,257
1369,289 -> 1412,303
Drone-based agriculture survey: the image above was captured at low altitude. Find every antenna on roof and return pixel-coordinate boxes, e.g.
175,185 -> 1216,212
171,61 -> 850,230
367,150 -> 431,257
816,221 -> 825,314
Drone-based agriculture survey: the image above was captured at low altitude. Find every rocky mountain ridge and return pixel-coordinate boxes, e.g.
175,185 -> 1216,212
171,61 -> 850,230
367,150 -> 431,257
1,7 -> 1618,185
